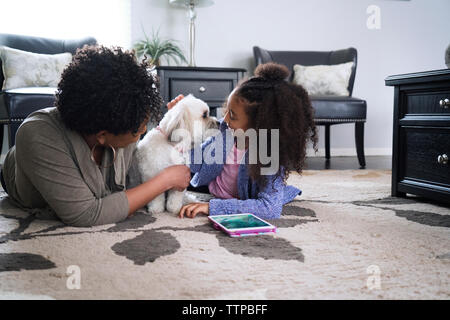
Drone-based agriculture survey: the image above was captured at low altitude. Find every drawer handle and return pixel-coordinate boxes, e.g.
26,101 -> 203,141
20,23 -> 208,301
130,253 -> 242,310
437,154 -> 448,165
439,98 -> 449,109
199,86 -> 206,93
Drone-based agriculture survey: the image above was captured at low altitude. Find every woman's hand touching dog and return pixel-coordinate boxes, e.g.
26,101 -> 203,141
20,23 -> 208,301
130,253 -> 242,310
167,94 -> 185,110
163,165 -> 191,192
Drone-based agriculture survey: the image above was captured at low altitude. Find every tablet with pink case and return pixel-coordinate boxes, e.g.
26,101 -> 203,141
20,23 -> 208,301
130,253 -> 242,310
208,213 -> 277,237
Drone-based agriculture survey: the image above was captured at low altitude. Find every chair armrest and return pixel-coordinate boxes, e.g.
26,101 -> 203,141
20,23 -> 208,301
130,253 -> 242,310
0,87 -> 57,120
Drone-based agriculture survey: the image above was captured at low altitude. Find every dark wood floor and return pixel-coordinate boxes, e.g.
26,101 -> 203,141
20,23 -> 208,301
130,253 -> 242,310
304,156 -> 392,170
0,156 -> 393,171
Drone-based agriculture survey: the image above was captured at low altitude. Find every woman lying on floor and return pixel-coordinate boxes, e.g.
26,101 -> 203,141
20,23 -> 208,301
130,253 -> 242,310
0,45 -> 191,227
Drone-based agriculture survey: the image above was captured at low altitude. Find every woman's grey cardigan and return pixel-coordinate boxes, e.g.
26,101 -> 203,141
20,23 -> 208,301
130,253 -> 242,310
2,107 -> 134,227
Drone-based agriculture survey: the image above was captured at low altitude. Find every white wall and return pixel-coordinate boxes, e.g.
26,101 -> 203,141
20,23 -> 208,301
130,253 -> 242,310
0,0 -> 131,48
131,0 -> 450,156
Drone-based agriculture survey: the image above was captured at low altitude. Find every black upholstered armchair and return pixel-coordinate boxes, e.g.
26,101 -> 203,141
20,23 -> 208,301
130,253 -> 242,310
253,46 -> 367,168
0,33 -> 97,150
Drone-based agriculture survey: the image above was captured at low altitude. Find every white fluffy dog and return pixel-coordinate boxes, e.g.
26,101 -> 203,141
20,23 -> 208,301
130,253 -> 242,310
136,94 -> 218,214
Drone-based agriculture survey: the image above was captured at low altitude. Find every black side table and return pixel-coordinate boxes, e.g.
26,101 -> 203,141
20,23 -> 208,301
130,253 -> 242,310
385,69 -> 450,204
156,66 -> 246,117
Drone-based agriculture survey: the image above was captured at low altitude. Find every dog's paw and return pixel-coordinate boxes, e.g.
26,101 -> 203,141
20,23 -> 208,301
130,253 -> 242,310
166,200 -> 183,214
147,201 -> 165,214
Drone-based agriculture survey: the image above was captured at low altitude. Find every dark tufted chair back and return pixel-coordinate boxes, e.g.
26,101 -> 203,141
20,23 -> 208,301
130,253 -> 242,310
253,46 -> 358,96
253,46 -> 366,168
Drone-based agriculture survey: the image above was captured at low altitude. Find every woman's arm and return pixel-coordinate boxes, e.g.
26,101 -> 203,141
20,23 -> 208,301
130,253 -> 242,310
125,165 -> 190,215
15,121 -> 190,226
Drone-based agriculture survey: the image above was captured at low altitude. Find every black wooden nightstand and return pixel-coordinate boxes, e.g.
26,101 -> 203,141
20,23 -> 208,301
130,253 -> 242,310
156,66 -> 246,117
385,69 -> 450,204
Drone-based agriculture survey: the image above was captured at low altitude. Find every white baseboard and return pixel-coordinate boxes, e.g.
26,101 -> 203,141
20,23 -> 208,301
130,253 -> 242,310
306,148 -> 392,157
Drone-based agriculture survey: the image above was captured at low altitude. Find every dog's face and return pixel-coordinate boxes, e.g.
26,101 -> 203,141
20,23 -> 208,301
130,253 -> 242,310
159,94 -> 219,150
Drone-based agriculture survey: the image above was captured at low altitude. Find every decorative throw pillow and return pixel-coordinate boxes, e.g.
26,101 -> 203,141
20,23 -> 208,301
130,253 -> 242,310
292,61 -> 354,96
0,46 -> 72,90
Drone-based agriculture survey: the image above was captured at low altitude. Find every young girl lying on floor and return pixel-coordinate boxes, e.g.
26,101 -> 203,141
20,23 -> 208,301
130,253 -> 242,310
173,62 -> 318,220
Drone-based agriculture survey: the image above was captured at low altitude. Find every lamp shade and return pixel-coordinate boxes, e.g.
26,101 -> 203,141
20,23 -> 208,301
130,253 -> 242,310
169,0 -> 214,8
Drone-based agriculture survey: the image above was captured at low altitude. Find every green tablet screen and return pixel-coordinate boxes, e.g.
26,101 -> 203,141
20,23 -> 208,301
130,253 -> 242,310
210,214 -> 270,230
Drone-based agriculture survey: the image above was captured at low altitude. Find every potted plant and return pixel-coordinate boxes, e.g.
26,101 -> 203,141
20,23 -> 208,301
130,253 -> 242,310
134,28 -> 188,67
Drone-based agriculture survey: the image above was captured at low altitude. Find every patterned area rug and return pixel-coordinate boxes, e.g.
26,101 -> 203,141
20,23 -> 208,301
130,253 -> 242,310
0,169 -> 449,299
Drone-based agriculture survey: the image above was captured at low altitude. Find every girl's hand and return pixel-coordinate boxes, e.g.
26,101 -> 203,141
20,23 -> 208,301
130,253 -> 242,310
179,202 -> 209,219
167,94 -> 185,110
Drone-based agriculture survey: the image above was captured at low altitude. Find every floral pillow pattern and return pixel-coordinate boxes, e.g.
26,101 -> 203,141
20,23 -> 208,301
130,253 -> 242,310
293,61 -> 354,96
0,46 -> 72,90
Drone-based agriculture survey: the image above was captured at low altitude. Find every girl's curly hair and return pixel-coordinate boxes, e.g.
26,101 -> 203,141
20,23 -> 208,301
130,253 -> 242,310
235,62 -> 318,187
55,45 -> 162,135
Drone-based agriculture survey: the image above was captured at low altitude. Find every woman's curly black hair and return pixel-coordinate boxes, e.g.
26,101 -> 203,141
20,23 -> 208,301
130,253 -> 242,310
55,45 -> 162,135
235,62 -> 318,187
